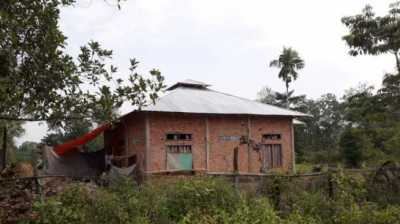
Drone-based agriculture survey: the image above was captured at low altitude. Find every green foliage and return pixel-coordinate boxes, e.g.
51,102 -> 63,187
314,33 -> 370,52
33,185 -> 90,224
30,174 -> 400,224
42,119 -> 104,152
269,47 -> 305,107
342,1 -> 400,73
15,141 -> 39,162
0,121 -> 24,150
0,0 -> 165,124
339,128 -> 374,167
162,177 -> 240,221
336,204 -> 400,224
179,198 -> 281,224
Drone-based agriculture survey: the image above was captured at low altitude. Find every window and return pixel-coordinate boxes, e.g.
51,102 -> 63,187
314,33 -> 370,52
166,133 -> 192,141
166,145 -> 192,153
219,136 -> 241,141
166,145 -> 193,170
260,144 -> 282,171
262,134 -> 282,141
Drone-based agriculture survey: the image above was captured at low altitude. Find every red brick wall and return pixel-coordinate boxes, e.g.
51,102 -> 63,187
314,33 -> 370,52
123,113 -> 146,172
207,116 -> 249,172
147,113 -> 294,173
250,117 -> 294,172
106,112 -> 294,174
148,113 -> 206,171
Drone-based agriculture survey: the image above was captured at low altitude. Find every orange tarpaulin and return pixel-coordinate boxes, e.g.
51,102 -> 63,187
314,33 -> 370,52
54,124 -> 111,156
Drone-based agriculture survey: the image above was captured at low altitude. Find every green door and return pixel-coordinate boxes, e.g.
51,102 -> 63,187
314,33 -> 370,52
180,153 -> 193,170
167,153 -> 193,170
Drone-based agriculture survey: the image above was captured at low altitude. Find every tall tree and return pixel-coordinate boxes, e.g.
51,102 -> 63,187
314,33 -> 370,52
269,47 -> 305,108
0,0 -> 165,169
342,1 -> 400,74
0,121 -> 24,168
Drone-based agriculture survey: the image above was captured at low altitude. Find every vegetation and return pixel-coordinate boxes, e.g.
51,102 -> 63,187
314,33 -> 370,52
258,1 -> 400,168
341,2 -> 400,73
0,0 -> 165,166
14,141 -> 39,163
269,47 -> 305,108
26,172 -> 400,224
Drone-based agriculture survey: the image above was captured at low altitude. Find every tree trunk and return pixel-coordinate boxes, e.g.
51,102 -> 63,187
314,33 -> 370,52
285,82 -> 290,109
395,51 -> 400,75
1,125 -> 7,171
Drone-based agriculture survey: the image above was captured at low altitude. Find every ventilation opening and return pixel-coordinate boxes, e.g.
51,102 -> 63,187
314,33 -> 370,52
262,134 -> 282,141
166,133 -> 192,141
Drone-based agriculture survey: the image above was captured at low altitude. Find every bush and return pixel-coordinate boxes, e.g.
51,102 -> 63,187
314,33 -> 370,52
33,185 -> 90,224
31,174 -> 400,224
336,204 -> 400,224
161,177 -> 240,221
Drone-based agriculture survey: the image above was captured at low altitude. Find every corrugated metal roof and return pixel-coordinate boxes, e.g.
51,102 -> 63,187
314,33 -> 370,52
142,80 -> 308,117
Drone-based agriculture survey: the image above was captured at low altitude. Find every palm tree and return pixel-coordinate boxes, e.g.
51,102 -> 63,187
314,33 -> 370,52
269,47 -> 305,108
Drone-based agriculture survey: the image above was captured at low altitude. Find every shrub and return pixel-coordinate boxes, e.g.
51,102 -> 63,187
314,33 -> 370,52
33,185 -> 90,224
30,174 -> 400,224
179,198 -> 281,224
162,177 -> 240,221
336,204 -> 400,224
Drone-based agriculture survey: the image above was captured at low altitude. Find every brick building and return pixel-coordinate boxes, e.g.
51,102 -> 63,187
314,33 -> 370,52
104,80 -> 307,177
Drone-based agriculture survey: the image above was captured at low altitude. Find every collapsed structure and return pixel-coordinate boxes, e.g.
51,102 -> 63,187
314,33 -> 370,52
103,80 -> 307,177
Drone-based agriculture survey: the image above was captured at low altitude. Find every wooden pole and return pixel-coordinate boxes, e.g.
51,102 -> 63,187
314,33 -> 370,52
145,113 -> 150,173
247,117 -> 251,172
233,147 -> 239,190
1,125 -> 7,171
233,147 -> 239,173
205,117 -> 210,171
291,120 -> 296,173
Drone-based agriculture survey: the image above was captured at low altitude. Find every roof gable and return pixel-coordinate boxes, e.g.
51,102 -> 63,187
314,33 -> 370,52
166,79 -> 211,91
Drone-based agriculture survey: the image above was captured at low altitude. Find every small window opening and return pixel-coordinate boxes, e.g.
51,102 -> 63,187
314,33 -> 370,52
262,134 -> 282,140
219,136 -> 241,141
166,145 -> 192,153
166,133 -> 192,141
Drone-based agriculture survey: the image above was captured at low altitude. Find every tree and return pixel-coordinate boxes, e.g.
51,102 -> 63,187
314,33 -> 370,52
380,73 -> 400,115
269,47 -> 305,108
342,1 -> 400,73
257,86 -> 278,105
16,141 -> 39,162
294,94 -> 344,163
0,0 -> 165,169
0,0 -> 165,122
42,118 -> 104,152
275,91 -> 306,111
339,127 -> 374,168
0,121 -> 24,167
256,86 -> 306,109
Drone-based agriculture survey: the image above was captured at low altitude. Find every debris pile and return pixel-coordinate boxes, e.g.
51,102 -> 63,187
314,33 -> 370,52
0,166 -> 37,223
0,165 -> 80,224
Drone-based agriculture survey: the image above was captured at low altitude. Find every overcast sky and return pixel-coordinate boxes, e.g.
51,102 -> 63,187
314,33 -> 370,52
17,0 -> 396,145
